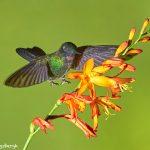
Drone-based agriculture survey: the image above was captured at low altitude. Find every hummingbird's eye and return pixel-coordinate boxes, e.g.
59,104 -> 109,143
62,45 -> 66,50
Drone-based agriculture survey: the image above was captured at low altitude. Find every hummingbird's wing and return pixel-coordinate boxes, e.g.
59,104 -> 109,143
5,57 -> 54,87
71,45 -> 118,70
16,47 -> 46,62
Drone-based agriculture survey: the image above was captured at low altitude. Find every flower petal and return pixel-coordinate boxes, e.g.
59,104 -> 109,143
64,114 -> 96,138
119,63 -> 136,72
60,93 -> 87,118
97,97 -> 122,111
93,115 -> 98,131
113,77 -> 135,84
67,72 -> 83,79
110,77 -> 135,97
77,80 -> 88,95
98,101 -> 111,116
110,86 -> 121,98
102,58 -> 124,67
66,101 -> 78,118
90,102 -> 100,130
91,76 -> 117,88
92,65 -> 111,74
60,93 -> 92,104
75,95 -> 92,104
88,82 -> 96,98
83,58 -> 94,75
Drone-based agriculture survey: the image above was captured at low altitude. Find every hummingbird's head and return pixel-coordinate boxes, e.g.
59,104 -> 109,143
59,42 -> 79,55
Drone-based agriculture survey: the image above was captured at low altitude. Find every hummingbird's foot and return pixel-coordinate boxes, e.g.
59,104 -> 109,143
48,80 -> 59,86
61,79 -> 71,85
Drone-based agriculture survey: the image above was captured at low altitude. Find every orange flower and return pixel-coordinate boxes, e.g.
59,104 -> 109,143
90,96 -> 121,130
59,92 -> 122,131
31,117 -> 54,133
59,91 -> 123,131
68,59 -> 96,98
59,92 -> 92,118
68,58 -> 123,98
68,58 -> 135,98
109,77 -> 135,98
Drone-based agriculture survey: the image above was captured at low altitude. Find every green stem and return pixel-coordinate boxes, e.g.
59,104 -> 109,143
122,28 -> 150,55
22,101 -> 61,150
142,29 -> 150,36
122,34 -> 142,55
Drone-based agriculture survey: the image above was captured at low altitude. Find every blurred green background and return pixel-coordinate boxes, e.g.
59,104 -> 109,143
0,0 -> 150,150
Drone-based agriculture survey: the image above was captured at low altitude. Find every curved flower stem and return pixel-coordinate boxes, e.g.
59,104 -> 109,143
22,101 -> 61,150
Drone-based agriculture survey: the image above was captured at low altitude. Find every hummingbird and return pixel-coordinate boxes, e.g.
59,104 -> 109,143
5,42 -> 79,87
5,42 -> 139,88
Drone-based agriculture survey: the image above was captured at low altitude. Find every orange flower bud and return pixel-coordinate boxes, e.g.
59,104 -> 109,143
140,37 -> 150,42
128,27 -> 136,41
140,18 -> 149,34
114,41 -> 128,57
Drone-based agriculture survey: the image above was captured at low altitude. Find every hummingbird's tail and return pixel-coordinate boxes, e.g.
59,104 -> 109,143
5,47 -> 52,87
